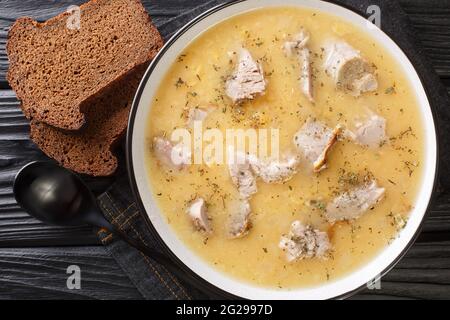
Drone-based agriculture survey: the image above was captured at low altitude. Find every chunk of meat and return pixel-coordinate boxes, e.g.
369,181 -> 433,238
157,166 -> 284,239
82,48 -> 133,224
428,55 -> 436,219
324,40 -> 378,96
228,156 -> 257,199
153,136 -> 191,170
228,198 -> 252,238
225,48 -> 266,103
352,73 -> 378,94
249,154 -> 300,184
313,125 -> 342,172
298,48 -> 314,103
293,120 -> 341,172
187,197 -> 212,234
353,113 -> 387,148
187,107 -> 209,126
279,220 -> 331,262
325,180 -> 385,223
283,30 -> 314,102
186,105 -> 216,127
283,29 -> 310,57
227,152 -> 257,238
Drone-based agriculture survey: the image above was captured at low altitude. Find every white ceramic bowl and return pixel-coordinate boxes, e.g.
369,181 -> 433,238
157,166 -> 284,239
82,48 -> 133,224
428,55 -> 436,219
127,0 -> 438,299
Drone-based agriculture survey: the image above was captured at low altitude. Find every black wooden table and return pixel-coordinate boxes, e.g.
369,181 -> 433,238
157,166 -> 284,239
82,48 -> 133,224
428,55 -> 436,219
0,0 -> 449,300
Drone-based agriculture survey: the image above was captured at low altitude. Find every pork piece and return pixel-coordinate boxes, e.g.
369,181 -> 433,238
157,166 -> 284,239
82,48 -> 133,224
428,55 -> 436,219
225,48 -> 266,103
298,48 -> 314,103
186,105 -> 216,127
187,107 -> 209,126
228,156 -> 258,199
313,125 -> 342,172
324,40 -> 378,96
293,120 -> 341,172
353,113 -> 387,148
325,180 -> 385,223
153,136 -> 191,170
279,220 -> 331,262
227,152 -> 257,238
187,197 -> 212,234
283,29 -> 310,57
352,73 -> 378,95
228,198 -> 252,238
249,154 -> 300,184
283,30 -> 314,102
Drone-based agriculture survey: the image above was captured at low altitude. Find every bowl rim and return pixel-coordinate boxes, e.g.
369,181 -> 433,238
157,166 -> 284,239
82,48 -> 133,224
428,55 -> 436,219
126,0 -> 439,299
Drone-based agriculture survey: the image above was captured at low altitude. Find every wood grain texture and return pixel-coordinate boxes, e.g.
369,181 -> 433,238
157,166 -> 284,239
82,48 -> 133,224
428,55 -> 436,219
0,241 -> 448,300
0,0 -> 449,300
400,0 -> 450,78
0,246 -> 142,299
353,241 -> 450,299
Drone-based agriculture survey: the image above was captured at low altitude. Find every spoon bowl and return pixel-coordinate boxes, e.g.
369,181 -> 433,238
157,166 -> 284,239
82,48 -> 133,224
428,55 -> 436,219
13,161 -> 107,228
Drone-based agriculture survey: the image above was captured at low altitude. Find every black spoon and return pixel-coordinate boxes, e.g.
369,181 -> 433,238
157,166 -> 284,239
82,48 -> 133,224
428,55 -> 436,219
13,161 -> 216,297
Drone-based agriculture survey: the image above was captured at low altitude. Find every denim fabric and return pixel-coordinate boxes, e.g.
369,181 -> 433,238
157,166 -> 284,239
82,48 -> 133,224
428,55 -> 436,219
96,0 -> 450,300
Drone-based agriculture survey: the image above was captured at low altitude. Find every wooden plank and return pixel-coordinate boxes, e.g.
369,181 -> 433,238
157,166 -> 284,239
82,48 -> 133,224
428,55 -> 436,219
399,0 -> 450,77
0,246 -> 142,299
355,244 -> 450,299
0,208 -> 98,247
0,242 -> 448,299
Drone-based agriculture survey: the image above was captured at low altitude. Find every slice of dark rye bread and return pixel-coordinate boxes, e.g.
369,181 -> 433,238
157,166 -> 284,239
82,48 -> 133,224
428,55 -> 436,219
30,65 -> 146,177
7,0 -> 163,130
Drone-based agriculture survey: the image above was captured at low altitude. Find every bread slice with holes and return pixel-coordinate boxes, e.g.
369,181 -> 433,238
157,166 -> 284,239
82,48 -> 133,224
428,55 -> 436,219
29,65 -> 146,176
7,0 -> 162,130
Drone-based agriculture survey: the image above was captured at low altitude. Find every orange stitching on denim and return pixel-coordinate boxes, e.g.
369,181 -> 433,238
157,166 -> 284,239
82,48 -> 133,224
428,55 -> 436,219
100,194 -> 137,230
98,199 -> 114,241
117,211 -> 139,229
99,197 -> 137,240
102,233 -> 114,243
105,192 -> 137,224
100,197 -> 139,244
139,251 -> 180,300
96,229 -> 112,244
111,203 -> 135,224
129,224 -> 191,300
99,198 -> 114,220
